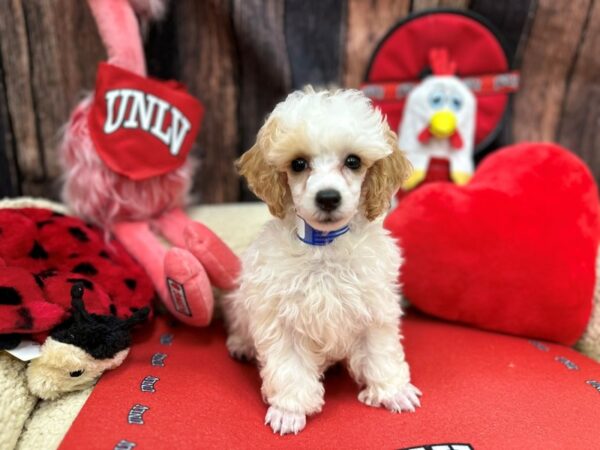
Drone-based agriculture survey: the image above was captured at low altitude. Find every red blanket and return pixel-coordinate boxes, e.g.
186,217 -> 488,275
60,312 -> 600,449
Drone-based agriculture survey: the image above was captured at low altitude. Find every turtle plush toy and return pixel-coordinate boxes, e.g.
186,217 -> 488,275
0,202 -> 154,399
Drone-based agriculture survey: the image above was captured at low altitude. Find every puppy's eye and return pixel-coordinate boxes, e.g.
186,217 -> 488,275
345,154 -> 361,170
291,158 -> 308,172
69,370 -> 84,378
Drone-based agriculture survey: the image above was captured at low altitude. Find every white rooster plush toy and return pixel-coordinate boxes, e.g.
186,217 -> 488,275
399,48 -> 476,189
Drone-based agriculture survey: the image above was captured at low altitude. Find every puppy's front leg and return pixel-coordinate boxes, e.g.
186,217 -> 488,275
348,323 -> 422,413
259,335 -> 324,435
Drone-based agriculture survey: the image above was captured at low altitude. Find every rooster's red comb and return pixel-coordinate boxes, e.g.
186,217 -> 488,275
429,47 -> 457,76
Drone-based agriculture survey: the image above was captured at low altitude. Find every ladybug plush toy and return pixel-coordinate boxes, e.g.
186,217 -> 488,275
0,202 -> 154,399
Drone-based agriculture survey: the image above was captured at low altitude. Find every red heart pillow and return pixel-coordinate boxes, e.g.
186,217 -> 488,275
385,143 -> 600,345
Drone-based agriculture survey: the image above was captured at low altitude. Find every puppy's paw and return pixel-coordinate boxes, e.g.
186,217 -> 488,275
265,406 -> 306,435
358,383 -> 422,413
226,334 -> 255,362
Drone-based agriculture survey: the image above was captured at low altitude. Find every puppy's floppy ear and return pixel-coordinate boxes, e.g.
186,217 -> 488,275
236,119 -> 291,219
362,127 -> 412,221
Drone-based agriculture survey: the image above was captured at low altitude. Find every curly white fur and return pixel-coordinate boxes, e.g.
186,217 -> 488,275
224,88 -> 420,435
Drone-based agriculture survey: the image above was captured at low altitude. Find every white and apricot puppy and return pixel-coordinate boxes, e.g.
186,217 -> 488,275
223,87 -> 420,435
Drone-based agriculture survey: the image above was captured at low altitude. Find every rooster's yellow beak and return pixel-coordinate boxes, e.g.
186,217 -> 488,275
429,110 -> 457,138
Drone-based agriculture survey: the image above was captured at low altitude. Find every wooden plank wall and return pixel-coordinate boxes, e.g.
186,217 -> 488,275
0,0 -> 104,198
1,0 -> 599,201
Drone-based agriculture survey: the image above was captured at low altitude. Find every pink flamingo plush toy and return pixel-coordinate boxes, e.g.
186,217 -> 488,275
60,0 -> 240,326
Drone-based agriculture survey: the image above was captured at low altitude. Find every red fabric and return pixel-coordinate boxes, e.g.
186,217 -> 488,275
366,12 -> 509,147
89,63 -> 204,181
417,126 -> 431,144
418,127 -> 463,149
386,143 -> 600,345
449,131 -> 463,149
397,157 -> 451,202
429,47 -> 457,75
0,208 -> 154,336
0,267 -> 64,334
60,313 -> 600,449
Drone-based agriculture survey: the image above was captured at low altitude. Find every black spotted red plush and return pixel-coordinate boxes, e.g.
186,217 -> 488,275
0,207 -> 154,342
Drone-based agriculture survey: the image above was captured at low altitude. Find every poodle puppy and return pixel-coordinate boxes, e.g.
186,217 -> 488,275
223,87 -> 421,435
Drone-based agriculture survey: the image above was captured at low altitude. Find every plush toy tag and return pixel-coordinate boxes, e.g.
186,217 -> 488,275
89,63 -> 204,180
5,340 -> 42,361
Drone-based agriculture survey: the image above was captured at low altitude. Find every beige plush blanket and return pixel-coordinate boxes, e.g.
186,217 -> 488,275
0,199 -> 271,450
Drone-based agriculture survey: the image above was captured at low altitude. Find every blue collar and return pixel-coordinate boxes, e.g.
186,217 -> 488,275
296,216 -> 349,246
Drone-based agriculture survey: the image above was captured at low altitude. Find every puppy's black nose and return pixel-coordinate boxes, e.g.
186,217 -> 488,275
315,189 -> 341,212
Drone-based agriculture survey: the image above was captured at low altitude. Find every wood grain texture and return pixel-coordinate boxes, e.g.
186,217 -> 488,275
344,0 -> 410,88
470,0 -> 535,63
232,0 -> 291,153
0,0 -> 103,198
512,0 -> 591,142
0,48 -> 20,197
21,0 -> 104,197
558,0 -> 600,180
2,0 -> 600,199
0,136 -> 16,197
145,4 -> 179,80
0,0 -> 43,196
285,0 -> 347,88
412,0 -> 470,11
68,1 -> 107,92
232,0 -> 291,201
469,0 -> 536,155
175,0 -> 240,203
